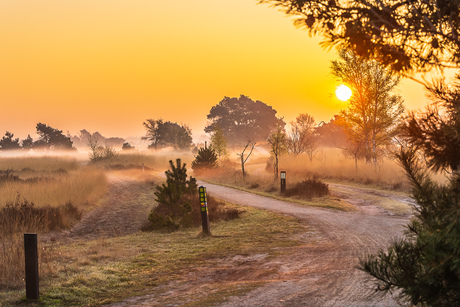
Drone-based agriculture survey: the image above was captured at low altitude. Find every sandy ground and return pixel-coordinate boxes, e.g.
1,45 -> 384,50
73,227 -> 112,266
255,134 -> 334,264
42,173 -> 152,243
98,175 -> 412,307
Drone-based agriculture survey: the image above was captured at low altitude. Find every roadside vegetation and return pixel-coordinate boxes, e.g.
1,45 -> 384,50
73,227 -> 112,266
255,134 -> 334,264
196,147 -> 412,212
1,190 -> 305,306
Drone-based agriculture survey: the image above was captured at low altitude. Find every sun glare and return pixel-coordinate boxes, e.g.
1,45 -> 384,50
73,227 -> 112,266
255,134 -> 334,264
336,84 -> 352,101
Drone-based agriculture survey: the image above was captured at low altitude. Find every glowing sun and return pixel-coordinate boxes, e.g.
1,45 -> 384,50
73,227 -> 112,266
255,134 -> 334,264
336,84 -> 352,101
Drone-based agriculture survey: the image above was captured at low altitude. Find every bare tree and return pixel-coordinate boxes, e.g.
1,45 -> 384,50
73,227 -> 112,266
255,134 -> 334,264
88,133 -> 117,162
236,140 -> 256,178
267,124 -> 287,179
286,113 -> 317,161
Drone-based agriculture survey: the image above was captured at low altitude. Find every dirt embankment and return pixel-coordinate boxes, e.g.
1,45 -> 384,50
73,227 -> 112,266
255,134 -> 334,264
42,173 -> 154,243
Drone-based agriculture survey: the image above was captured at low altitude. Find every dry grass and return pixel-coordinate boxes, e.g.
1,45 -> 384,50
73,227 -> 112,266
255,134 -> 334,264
208,147 -> 411,190
0,205 -> 306,306
0,168 -> 107,210
0,156 -> 109,291
0,156 -> 79,173
91,150 -> 195,171
278,148 -> 410,190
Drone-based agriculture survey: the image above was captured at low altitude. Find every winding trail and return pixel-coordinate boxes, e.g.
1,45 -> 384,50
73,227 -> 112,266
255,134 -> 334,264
101,175 -> 412,306
200,182 -> 410,307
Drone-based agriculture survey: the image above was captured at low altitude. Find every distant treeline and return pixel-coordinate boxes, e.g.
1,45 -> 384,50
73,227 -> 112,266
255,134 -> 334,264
1,95 -> 354,153
0,123 -> 126,151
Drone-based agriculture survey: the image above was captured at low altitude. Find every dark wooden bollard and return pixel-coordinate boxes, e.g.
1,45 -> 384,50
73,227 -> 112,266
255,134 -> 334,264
24,233 -> 39,300
280,171 -> 286,193
199,186 -> 211,235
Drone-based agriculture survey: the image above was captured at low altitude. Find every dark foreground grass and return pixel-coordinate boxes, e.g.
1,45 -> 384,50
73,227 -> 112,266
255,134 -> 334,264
0,203 -> 306,306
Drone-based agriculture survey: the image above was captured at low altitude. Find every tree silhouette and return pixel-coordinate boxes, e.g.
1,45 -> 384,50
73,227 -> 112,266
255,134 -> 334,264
259,0 -> 460,73
34,123 -> 73,149
0,132 -> 20,150
210,125 -> 228,160
236,140 -> 256,178
315,115 -> 347,148
205,95 -> 285,146
22,135 -> 34,149
143,119 -> 193,150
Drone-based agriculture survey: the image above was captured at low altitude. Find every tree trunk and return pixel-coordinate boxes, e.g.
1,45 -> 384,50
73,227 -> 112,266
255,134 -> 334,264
274,154 -> 279,179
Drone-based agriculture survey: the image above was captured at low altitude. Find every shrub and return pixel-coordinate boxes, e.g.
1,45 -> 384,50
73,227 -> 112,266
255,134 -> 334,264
147,159 -> 198,231
144,159 -> 241,232
284,178 -> 329,199
142,194 -> 242,232
88,134 -> 118,162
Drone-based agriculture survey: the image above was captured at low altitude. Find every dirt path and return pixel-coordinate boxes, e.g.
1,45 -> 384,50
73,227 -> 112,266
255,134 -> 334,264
201,182 -> 409,307
327,182 -> 415,216
110,180 -> 412,306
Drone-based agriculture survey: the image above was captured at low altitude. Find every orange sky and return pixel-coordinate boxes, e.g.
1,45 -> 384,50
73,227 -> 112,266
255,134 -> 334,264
0,0 -> 429,143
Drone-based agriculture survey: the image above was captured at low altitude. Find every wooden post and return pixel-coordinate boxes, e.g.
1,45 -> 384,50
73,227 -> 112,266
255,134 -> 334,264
24,233 -> 39,300
280,171 -> 286,193
199,186 -> 211,235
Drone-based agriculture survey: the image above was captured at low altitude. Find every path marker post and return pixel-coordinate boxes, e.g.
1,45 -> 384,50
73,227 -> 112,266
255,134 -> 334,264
280,171 -> 286,193
199,186 -> 211,235
24,233 -> 39,300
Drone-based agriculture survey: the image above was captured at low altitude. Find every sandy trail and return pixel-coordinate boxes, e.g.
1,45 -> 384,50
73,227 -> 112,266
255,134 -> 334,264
201,182 -> 409,307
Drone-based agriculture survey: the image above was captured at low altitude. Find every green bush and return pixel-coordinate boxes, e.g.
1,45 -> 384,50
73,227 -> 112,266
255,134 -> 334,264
146,159 -> 197,231
144,159 -> 241,232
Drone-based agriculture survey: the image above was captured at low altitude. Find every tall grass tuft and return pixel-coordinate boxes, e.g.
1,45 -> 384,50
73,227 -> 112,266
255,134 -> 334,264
284,178 -> 330,199
0,195 -> 83,288
0,195 -> 82,235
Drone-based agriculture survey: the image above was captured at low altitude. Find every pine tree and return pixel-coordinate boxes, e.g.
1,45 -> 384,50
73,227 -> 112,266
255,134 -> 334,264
360,75 -> 460,306
148,159 -> 197,231
191,143 -> 218,173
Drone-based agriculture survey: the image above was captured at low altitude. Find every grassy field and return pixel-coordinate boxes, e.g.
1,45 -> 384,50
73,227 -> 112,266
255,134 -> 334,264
0,156 -> 109,291
0,152 -> 307,306
0,205 -> 305,306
